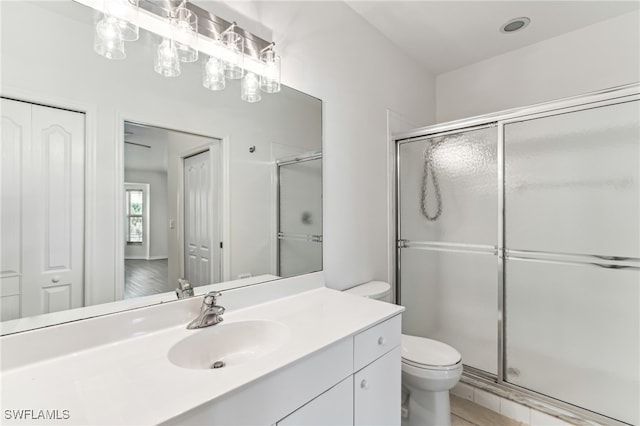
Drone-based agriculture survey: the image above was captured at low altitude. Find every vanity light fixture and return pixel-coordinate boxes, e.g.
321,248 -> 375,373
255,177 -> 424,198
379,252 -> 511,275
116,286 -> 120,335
104,0 -> 140,42
154,38 -> 181,77
93,13 -> 126,60
86,0 -> 281,103
202,55 -> 226,91
241,72 -> 262,103
259,43 -> 281,94
222,23 -> 245,79
92,0 -> 139,60
172,5 -> 198,63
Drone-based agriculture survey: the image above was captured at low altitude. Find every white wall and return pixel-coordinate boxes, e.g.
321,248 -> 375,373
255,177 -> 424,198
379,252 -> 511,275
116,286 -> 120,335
124,170 -> 169,259
436,11 -> 640,122
233,1 -> 437,289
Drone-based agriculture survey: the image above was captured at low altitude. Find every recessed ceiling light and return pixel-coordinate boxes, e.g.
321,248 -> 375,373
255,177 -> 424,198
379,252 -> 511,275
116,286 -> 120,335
500,17 -> 531,34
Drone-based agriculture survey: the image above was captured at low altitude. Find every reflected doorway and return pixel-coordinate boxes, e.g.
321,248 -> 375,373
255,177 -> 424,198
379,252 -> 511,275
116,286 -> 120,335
123,121 -> 221,298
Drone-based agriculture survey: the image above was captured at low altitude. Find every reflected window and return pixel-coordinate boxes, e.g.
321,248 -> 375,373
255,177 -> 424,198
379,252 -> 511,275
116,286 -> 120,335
126,189 -> 143,243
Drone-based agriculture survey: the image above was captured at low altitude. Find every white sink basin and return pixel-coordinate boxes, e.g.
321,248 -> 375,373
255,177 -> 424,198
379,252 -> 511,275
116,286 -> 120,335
168,320 -> 290,370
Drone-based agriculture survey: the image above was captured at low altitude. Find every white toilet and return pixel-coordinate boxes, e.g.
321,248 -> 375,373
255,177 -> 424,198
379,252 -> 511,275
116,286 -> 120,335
345,281 -> 463,426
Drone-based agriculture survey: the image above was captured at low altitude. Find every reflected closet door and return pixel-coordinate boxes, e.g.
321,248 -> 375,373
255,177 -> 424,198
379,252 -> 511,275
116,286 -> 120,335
1,98 -> 85,318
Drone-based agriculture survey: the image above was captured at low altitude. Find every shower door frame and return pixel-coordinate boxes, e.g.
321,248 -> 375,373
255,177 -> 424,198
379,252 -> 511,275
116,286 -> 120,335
393,82 -> 639,426
275,151 -> 323,277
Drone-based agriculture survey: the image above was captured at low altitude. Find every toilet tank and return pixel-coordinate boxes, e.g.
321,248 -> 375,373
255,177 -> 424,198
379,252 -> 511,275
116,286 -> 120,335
344,281 -> 392,303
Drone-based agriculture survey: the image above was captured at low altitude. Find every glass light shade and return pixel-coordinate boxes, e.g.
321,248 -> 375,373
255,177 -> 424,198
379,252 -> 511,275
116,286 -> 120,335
172,7 -> 198,63
241,72 -> 262,103
154,38 -> 181,77
94,16 -> 126,60
202,56 -> 225,91
104,0 -> 139,41
223,31 -> 244,79
259,49 -> 281,93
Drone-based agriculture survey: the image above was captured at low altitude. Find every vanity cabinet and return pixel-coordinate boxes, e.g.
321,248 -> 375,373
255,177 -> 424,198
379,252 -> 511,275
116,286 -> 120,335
277,314 -> 402,426
353,314 -> 402,426
354,347 -> 401,425
278,376 -> 354,426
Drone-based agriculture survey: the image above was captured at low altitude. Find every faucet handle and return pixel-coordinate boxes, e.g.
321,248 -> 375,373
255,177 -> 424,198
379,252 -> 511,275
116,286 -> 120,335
176,279 -> 194,299
203,291 -> 222,305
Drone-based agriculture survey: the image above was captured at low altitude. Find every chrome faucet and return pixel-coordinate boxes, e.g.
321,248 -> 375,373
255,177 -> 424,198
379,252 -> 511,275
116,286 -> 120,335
187,291 -> 225,329
176,278 -> 194,299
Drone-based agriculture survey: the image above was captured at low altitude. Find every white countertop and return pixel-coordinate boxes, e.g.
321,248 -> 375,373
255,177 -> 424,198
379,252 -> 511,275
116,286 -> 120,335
1,287 -> 403,425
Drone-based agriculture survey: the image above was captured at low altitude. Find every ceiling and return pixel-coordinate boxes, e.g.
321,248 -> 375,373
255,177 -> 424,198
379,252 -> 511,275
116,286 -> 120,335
124,122 -> 169,172
345,1 -> 640,75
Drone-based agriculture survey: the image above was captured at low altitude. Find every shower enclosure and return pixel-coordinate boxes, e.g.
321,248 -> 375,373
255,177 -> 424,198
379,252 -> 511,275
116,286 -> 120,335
276,152 -> 323,278
395,84 -> 639,425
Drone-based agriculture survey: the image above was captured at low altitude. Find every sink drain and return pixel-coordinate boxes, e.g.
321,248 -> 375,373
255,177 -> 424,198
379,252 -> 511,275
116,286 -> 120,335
210,360 -> 225,369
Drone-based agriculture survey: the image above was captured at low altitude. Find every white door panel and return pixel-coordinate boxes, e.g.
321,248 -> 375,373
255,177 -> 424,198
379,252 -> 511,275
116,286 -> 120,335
1,99 -> 85,318
1,99 -> 29,320
184,150 -> 215,287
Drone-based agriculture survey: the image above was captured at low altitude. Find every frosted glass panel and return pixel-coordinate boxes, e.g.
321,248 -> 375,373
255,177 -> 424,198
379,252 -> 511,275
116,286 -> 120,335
505,259 -> 639,425
278,158 -> 322,278
398,126 -> 497,245
279,158 -> 322,236
278,239 -> 322,278
505,101 -> 640,258
400,248 -> 497,374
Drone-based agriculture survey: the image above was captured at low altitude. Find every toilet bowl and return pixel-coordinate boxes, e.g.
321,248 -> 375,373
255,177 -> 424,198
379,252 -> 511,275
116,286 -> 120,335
344,281 -> 463,426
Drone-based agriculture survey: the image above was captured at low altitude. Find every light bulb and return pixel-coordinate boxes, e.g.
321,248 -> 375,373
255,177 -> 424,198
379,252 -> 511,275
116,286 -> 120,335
203,56 -> 225,91
154,39 -> 180,77
241,72 -> 261,103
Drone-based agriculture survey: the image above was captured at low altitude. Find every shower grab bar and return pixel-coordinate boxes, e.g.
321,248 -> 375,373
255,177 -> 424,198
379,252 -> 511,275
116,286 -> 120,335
278,232 -> 323,243
506,249 -> 639,270
398,240 -> 497,255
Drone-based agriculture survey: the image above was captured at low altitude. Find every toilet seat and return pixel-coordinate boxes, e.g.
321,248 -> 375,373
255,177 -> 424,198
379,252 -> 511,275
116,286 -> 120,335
401,334 -> 462,371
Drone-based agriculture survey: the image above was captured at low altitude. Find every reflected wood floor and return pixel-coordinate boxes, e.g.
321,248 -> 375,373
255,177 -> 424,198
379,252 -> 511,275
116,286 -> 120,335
124,259 -> 170,299
452,395 -> 528,426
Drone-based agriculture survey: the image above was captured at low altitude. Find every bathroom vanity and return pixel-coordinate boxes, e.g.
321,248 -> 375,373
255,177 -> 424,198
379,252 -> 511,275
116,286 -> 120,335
0,274 -> 403,425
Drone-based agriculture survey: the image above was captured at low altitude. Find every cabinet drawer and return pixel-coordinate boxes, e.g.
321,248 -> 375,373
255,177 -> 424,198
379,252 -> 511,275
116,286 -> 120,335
354,314 -> 401,371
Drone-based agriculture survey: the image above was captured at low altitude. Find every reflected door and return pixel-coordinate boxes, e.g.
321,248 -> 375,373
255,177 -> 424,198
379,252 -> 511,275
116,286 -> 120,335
1,98 -> 85,319
183,149 -> 220,287
277,156 -> 322,278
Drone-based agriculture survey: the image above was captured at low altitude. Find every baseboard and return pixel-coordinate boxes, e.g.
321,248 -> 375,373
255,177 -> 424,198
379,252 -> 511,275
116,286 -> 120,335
124,256 -> 168,260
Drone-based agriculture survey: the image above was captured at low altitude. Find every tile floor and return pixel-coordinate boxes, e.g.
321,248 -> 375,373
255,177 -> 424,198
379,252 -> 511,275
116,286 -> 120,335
452,395 -> 528,426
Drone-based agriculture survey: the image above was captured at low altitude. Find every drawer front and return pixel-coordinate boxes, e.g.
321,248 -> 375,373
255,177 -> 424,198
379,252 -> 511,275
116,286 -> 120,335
354,314 -> 401,371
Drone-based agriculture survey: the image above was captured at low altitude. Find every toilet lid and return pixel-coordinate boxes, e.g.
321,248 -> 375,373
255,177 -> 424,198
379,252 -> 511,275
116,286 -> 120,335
344,281 -> 391,299
401,334 -> 462,367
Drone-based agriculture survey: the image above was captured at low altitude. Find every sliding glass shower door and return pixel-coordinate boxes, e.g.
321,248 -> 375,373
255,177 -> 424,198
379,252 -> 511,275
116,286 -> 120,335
397,88 -> 639,424
503,101 -> 639,425
277,155 -> 323,278
398,126 -> 498,375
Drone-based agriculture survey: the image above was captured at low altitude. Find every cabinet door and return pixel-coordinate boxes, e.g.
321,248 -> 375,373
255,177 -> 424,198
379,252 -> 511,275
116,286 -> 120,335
278,376 -> 353,426
354,346 -> 401,426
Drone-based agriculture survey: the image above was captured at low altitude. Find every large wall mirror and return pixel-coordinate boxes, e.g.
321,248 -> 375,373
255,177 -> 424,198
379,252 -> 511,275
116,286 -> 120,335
0,0 -> 322,334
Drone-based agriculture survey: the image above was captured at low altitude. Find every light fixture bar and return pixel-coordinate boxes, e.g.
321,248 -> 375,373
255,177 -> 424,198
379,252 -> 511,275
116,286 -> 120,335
74,0 -> 271,75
